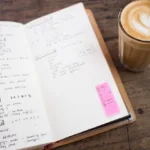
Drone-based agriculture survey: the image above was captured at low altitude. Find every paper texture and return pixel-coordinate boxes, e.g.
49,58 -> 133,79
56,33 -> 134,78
26,3 -> 129,141
0,22 -> 52,150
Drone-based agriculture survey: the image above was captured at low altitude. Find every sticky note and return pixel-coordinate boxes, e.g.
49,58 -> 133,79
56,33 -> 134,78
96,82 -> 120,117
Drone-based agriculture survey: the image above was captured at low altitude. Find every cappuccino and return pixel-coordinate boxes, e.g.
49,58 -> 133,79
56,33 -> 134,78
119,0 -> 150,71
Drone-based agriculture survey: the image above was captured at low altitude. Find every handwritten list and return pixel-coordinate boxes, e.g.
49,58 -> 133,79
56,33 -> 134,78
26,8 -> 97,80
0,23 -> 52,150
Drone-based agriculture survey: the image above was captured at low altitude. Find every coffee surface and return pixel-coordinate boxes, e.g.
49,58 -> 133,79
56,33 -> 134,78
121,0 -> 150,41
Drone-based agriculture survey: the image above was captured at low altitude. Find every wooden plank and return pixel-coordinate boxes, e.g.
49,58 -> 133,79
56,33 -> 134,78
127,108 -> 150,150
54,127 -> 129,150
55,141 -> 130,150
0,0 -> 132,40
129,108 -> 150,141
106,34 -> 150,150
130,137 -> 150,150
120,0 -> 132,9
106,39 -> 150,110
0,0 -> 127,11
106,39 -> 123,68
97,19 -> 118,40
106,37 -> 150,150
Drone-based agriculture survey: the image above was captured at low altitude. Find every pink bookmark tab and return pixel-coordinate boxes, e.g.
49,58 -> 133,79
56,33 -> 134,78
96,82 -> 120,117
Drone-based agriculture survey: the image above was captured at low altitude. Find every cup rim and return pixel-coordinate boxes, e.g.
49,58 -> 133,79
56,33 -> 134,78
119,11 -> 150,44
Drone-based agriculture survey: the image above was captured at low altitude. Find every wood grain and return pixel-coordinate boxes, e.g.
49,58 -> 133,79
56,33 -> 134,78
1,0 -> 149,150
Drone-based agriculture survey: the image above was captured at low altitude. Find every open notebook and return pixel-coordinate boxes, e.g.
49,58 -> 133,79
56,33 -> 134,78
0,3 -> 132,150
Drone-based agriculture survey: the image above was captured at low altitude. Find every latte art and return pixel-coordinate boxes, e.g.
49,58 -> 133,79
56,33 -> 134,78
121,1 -> 150,41
130,7 -> 150,36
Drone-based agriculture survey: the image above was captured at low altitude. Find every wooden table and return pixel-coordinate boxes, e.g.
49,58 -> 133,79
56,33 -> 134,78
1,0 -> 149,150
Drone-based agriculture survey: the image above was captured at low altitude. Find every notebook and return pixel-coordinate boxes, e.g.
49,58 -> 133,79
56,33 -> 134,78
0,3 -> 135,150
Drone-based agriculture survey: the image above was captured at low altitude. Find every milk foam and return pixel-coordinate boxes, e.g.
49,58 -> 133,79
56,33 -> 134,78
131,12 -> 150,36
121,1 -> 150,41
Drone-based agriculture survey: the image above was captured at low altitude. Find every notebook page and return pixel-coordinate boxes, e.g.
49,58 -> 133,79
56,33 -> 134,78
25,3 -> 129,141
0,22 -> 52,150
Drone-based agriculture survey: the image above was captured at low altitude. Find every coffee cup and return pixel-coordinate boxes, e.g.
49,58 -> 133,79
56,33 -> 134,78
118,0 -> 150,72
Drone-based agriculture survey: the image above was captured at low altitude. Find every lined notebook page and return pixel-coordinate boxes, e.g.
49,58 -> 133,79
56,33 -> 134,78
0,22 -> 52,150
25,3 -> 129,141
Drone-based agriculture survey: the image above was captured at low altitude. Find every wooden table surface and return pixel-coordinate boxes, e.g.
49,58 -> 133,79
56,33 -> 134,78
1,0 -> 150,150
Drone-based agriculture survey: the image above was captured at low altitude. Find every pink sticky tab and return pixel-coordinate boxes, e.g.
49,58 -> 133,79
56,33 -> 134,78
96,82 -> 120,117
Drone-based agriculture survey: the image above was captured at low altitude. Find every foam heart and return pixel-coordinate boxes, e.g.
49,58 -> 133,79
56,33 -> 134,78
131,10 -> 150,36
140,12 -> 150,28
121,1 -> 150,41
